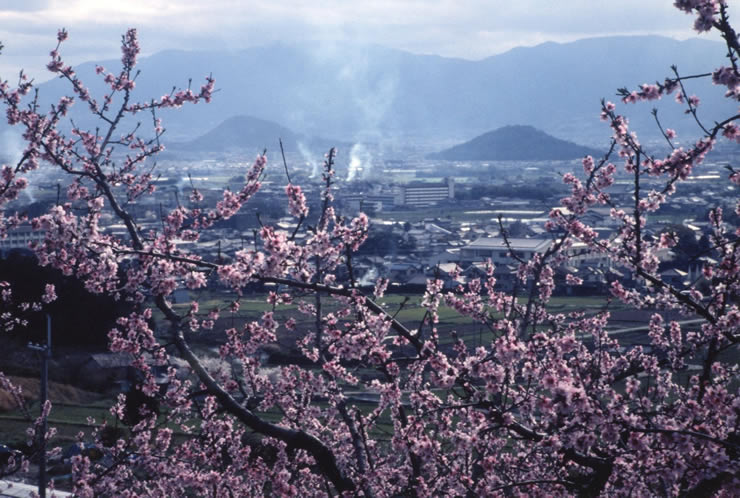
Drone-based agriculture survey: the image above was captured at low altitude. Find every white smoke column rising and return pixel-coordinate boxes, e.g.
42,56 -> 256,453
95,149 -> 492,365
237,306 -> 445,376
297,142 -> 320,178
1,130 -> 23,165
348,143 -> 372,181
357,266 -> 378,287
1,129 -> 37,202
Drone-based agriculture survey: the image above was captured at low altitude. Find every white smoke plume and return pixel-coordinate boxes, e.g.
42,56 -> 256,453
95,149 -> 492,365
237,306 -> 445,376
347,143 -> 372,181
358,266 -> 378,287
1,129 -> 23,165
297,141 -> 320,178
1,129 -> 38,203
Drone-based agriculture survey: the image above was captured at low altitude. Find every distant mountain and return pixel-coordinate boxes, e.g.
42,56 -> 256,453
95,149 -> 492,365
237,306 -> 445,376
173,115 -> 297,153
10,36 -> 728,145
428,125 -> 601,161
170,114 -> 345,156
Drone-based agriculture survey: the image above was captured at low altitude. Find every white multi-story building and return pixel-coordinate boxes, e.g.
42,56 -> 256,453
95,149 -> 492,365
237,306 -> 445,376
0,224 -> 44,253
394,178 -> 454,207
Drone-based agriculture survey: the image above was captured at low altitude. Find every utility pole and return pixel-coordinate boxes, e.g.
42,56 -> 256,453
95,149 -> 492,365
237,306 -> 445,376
28,314 -> 51,498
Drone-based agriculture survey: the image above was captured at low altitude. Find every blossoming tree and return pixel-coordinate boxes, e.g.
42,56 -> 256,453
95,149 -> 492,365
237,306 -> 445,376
0,1 -> 738,496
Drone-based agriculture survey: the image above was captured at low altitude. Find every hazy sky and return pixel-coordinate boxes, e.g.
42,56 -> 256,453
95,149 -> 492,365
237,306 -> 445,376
0,1 -> 730,82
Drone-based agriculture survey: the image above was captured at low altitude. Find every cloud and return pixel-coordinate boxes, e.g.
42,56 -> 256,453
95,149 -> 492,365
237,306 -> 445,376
0,0 -> 50,12
0,0 -> 732,75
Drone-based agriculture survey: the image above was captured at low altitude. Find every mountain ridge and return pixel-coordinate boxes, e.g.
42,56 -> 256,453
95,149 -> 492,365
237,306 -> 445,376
428,125 -> 601,161
168,114 -> 347,157
10,35 -> 727,145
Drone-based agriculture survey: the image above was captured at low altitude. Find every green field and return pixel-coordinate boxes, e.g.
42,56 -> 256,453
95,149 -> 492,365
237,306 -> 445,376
0,399 -> 116,446
156,290 -> 629,349
0,292 -> 689,458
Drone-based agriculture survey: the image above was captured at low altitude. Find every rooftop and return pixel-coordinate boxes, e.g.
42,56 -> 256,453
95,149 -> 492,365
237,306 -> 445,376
0,481 -> 71,497
464,237 -> 551,252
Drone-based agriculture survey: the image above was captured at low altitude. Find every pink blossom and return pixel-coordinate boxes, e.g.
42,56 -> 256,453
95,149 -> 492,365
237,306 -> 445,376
0,17 -> 737,497
41,283 -> 57,303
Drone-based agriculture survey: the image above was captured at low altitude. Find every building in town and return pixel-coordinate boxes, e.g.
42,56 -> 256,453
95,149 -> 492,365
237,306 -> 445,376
394,178 -> 454,207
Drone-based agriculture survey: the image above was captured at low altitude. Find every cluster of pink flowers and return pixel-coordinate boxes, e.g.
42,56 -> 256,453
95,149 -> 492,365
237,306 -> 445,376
0,6 -> 738,495
285,183 -> 308,218
120,29 -> 139,69
674,0 -> 726,32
